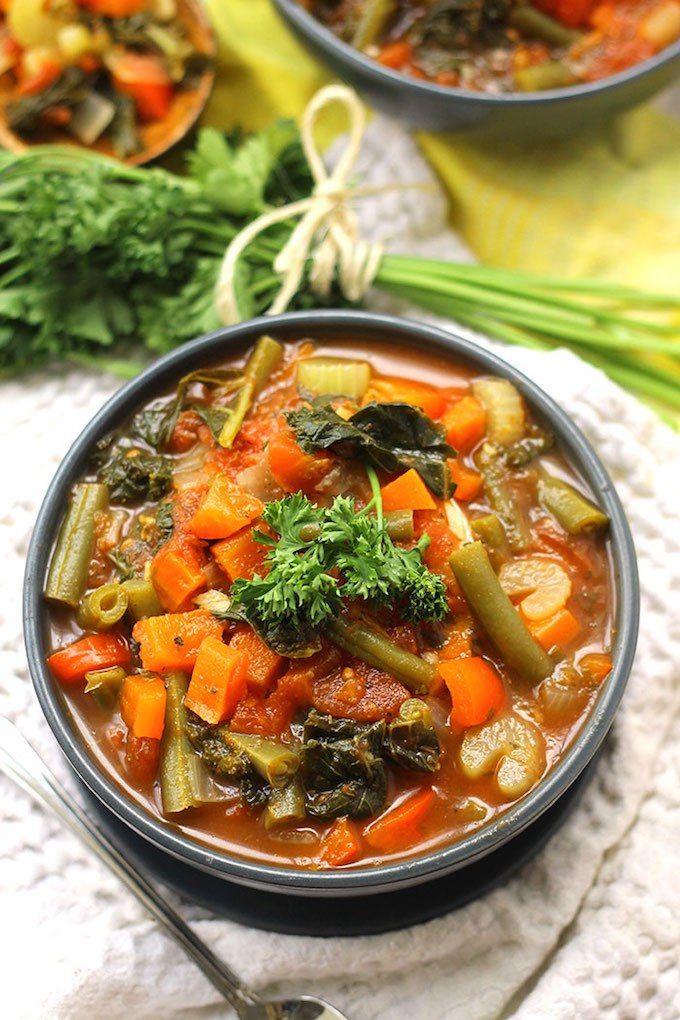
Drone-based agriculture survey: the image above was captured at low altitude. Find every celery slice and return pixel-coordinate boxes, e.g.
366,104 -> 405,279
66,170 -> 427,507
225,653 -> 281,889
297,358 -> 371,400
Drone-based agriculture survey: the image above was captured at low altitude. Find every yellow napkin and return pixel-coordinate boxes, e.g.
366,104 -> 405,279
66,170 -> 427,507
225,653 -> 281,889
204,0 -> 680,292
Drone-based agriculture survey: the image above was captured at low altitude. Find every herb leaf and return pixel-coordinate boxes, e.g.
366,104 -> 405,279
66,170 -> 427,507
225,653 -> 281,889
286,401 -> 455,498
100,449 -> 172,504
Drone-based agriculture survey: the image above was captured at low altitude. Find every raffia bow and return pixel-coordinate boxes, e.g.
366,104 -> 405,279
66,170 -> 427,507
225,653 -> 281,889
215,84 -> 406,325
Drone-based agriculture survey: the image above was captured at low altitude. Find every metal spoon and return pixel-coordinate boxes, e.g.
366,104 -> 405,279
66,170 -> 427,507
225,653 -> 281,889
0,717 -> 349,1020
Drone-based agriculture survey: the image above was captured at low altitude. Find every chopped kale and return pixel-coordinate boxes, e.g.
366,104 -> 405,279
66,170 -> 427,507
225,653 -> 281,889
99,449 -> 172,504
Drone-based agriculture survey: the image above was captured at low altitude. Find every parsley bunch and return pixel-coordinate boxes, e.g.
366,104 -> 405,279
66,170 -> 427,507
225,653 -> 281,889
230,486 -> 448,656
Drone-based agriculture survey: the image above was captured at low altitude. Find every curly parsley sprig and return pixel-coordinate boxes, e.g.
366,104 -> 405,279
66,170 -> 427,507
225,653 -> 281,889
230,477 -> 448,656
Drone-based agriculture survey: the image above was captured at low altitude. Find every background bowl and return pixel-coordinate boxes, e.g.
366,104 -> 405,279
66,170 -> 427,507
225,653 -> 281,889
272,0 -> 680,139
0,0 -> 216,166
24,310 -> 639,897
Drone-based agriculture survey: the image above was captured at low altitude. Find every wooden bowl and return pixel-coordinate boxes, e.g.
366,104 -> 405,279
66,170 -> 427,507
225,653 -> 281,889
0,0 -> 216,166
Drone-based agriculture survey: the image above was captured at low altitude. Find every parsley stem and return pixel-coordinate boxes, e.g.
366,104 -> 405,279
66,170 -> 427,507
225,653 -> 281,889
365,465 -> 383,529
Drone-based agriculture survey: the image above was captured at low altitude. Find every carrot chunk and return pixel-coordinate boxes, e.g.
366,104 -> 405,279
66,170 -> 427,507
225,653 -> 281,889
580,652 -> 613,685
449,458 -> 484,502
442,396 -> 487,452
120,674 -> 167,740
188,474 -> 263,541
381,468 -> 436,512
132,610 -> 223,673
185,636 -> 248,724
151,539 -> 207,612
212,526 -> 268,581
530,608 -> 580,651
438,656 -> 506,729
230,626 -> 285,693
48,632 -> 131,685
267,425 -> 332,493
377,41 -> 414,69
364,788 -> 436,853
320,818 -> 363,866
362,377 -> 446,420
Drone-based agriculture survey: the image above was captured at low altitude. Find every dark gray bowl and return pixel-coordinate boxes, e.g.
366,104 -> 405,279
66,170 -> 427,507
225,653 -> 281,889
24,310 -> 639,896
273,0 -> 680,138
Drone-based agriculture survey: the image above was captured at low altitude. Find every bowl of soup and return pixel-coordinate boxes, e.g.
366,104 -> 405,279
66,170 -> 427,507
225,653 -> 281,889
24,310 -> 638,894
272,0 -> 680,137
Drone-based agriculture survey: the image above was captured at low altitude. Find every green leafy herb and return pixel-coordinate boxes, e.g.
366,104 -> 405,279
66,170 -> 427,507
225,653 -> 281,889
230,488 -> 448,657
6,68 -> 89,132
286,401 -> 455,498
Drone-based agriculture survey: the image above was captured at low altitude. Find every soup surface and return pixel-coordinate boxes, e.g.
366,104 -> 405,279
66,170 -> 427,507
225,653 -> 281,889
45,337 -> 614,869
302,0 -> 680,93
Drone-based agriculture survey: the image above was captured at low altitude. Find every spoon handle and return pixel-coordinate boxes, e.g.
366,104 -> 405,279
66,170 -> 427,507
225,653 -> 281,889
0,717 -> 257,1016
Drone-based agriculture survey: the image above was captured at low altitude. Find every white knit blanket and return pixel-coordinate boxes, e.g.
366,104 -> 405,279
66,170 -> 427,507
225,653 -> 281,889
1,113 -> 680,1020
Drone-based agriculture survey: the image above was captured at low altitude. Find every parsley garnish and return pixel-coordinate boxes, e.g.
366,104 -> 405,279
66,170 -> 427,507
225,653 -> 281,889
230,475 -> 448,656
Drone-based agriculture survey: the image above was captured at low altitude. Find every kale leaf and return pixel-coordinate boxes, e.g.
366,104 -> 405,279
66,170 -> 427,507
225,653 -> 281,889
286,401 -> 455,498
301,710 -> 387,819
100,449 -> 172,504
383,699 -> 440,773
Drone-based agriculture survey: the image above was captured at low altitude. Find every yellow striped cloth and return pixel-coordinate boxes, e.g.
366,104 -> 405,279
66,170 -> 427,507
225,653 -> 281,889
204,0 -> 680,293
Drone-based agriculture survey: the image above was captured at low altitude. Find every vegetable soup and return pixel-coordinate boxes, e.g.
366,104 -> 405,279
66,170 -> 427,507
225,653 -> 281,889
301,0 -> 680,92
45,337 -> 614,868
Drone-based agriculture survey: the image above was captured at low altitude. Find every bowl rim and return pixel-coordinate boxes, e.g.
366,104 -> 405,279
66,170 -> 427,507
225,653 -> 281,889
24,309 -> 639,894
273,0 -> 680,106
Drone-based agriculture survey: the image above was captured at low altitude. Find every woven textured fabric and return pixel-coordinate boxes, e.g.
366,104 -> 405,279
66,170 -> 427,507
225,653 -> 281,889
1,119 -> 679,1020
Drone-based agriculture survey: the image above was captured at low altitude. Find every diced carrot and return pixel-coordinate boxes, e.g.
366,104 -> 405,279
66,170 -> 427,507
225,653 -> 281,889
132,610 -> 223,673
120,674 -> 167,740
79,0 -> 145,15
442,396 -> 487,453
17,58 -> 61,96
111,53 -> 172,121
212,526 -> 269,581
41,105 -> 72,126
151,538 -> 207,613
320,818 -> 363,867
580,652 -> 613,685
185,636 -> 248,724
48,632 -> 131,685
529,608 -> 581,651
449,458 -> 484,502
362,377 -> 446,420
230,626 -> 285,694
364,788 -> 436,853
377,40 -> 413,69
267,424 -> 332,493
188,474 -> 263,541
381,468 -> 436,512
438,656 -> 506,729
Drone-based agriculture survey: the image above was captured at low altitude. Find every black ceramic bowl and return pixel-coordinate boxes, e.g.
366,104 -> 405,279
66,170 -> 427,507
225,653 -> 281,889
25,311 -> 639,897
273,0 -> 680,138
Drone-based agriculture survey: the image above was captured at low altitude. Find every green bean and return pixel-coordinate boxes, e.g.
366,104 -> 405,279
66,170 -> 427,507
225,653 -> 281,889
471,513 -> 510,569
449,542 -> 553,685
84,666 -> 126,709
476,443 -> 531,552
226,733 -> 300,788
514,60 -> 577,92
77,582 -> 128,631
218,335 -> 283,448
328,617 -> 436,694
352,0 -> 396,49
45,482 -> 108,607
160,672 -> 217,814
263,776 -> 306,831
538,471 -> 609,535
122,577 -> 163,621
510,6 -> 581,46
299,509 -> 414,543
473,378 -> 525,446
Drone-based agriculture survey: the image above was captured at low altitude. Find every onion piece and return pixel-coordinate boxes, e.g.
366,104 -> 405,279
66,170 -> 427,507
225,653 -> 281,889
68,91 -> 116,146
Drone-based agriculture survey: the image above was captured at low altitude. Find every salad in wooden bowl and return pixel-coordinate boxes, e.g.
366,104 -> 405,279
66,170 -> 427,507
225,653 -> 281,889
0,0 -> 215,163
